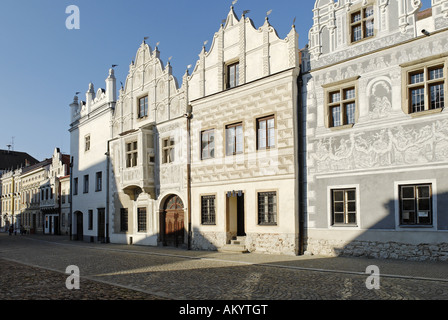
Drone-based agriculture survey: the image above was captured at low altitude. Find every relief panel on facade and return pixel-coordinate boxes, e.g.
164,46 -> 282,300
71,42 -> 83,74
310,118 -> 448,173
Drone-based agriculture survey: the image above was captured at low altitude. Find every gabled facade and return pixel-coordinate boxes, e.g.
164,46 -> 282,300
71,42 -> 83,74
187,7 -> 301,254
71,6 -> 302,254
108,41 -> 188,246
40,148 -> 70,235
69,69 -> 116,242
302,0 -> 448,260
20,158 -> 52,234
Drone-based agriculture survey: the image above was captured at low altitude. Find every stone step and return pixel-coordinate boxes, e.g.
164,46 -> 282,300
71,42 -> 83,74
219,244 -> 249,253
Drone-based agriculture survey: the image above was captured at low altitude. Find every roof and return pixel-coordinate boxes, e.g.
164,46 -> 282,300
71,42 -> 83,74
21,158 -> 52,175
0,149 -> 39,172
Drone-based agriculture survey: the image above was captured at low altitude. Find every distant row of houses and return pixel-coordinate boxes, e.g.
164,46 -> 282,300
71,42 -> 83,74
2,0 -> 448,261
0,148 -> 70,235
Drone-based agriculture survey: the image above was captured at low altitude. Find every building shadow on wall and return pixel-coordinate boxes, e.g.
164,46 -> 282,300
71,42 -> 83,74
306,190 -> 448,262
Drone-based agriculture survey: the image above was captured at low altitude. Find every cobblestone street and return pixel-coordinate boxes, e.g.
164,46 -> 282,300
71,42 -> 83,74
1,233 -> 447,315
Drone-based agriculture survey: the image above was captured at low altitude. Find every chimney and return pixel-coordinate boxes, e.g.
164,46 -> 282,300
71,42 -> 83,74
106,68 -> 117,103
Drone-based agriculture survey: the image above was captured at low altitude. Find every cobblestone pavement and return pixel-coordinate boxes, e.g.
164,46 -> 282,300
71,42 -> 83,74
1,233 -> 448,304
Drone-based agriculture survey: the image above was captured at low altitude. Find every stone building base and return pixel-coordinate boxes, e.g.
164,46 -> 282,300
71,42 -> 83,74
305,238 -> 448,262
245,233 -> 298,256
191,231 -> 299,255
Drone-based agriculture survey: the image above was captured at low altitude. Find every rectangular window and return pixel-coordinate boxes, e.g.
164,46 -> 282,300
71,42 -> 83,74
138,96 -> 148,118
258,192 -> 277,225
350,5 -> 374,43
137,208 -> 147,232
201,195 -> 216,225
226,62 -> 239,89
162,138 -> 175,164
88,210 -> 93,230
126,141 -> 138,168
331,189 -> 357,225
257,116 -> 275,150
399,184 -> 432,226
95,172 -> 102,192
85,135 -> 90,152
73,178 -> 78,195
83,175 -> 89,193
120,208 -> 128,232
226,123 -> 243,156
328,87 -> 356,127
406,65 -> 445,113
201,129 -> 215,160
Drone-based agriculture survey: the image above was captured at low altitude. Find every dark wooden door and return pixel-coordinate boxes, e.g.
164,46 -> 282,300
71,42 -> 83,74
76,212 -> 83,241
98,208 -> 105,243
237,194 -> 245,236
162,195 -> 185,247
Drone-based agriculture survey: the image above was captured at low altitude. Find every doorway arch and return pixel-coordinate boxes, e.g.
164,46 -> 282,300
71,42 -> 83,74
160,195 -> 185,248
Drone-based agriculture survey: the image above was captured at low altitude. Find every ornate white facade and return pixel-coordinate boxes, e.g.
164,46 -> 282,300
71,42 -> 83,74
302,0 -> 448,260
68,2 -> 448,259
70,6 -> 302,255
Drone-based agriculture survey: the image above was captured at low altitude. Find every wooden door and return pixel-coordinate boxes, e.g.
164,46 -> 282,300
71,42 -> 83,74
162,195 -> 185,247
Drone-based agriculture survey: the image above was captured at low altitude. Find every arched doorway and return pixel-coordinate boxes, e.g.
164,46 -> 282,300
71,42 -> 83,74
160,195 -> 185,248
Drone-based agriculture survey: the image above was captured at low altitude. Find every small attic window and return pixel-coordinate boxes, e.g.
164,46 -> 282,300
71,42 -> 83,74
225,61 -> 239,89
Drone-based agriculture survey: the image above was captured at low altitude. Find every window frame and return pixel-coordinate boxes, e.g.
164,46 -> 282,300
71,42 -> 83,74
402,56 -> 447,116
225,61 -> 240,89
323,77 -> 359,130
95,171 -> 102,192
162,137 -> 175,164
126,141 -> 138,168
120,208 -> 128,232
73,178 -> 78,195
201,129 -> 215,160
201,195 -> 216,225
349,4 -> 375,44
83,174 -> 89,194
225,122 -> 244,156
331,188 -> 357,226
138,96 -> 148,119
257,191 -> 278,226
84,135 -> 91,152
399,184 -> 433,226
137,207 -> 147,233
256,115 -> 276,150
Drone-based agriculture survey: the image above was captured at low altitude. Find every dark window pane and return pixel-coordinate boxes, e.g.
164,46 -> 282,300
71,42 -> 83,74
402,186 -> 415,199
403,199 -> 415,211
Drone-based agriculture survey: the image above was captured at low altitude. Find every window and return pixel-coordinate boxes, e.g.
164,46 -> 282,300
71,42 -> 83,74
126,141 -> 138,168
137,208 -> 147,232
329,87 -> 356,127
405,63 -> 445,114
201,129 -> 215,160
138,96 -> 148,118
85,135 -> 90,152
399,184 -> 432,226
201,195 -> 216,225
350,5 -> 374,43
258,192 -> 277,225
162,138 -> 175,164
83,175 -> 89,193
95,172 -> 102,192
120,208 -> 128,232
331,189 -> 357,225
257,116 -> 275,150
226,62 -> 239,89
73,178 -> 78,195
226,123 -> 243,156
88,210 -> 93,230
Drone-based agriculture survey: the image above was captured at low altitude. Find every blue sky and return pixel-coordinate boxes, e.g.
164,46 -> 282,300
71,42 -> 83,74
0,0 -> 431,161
